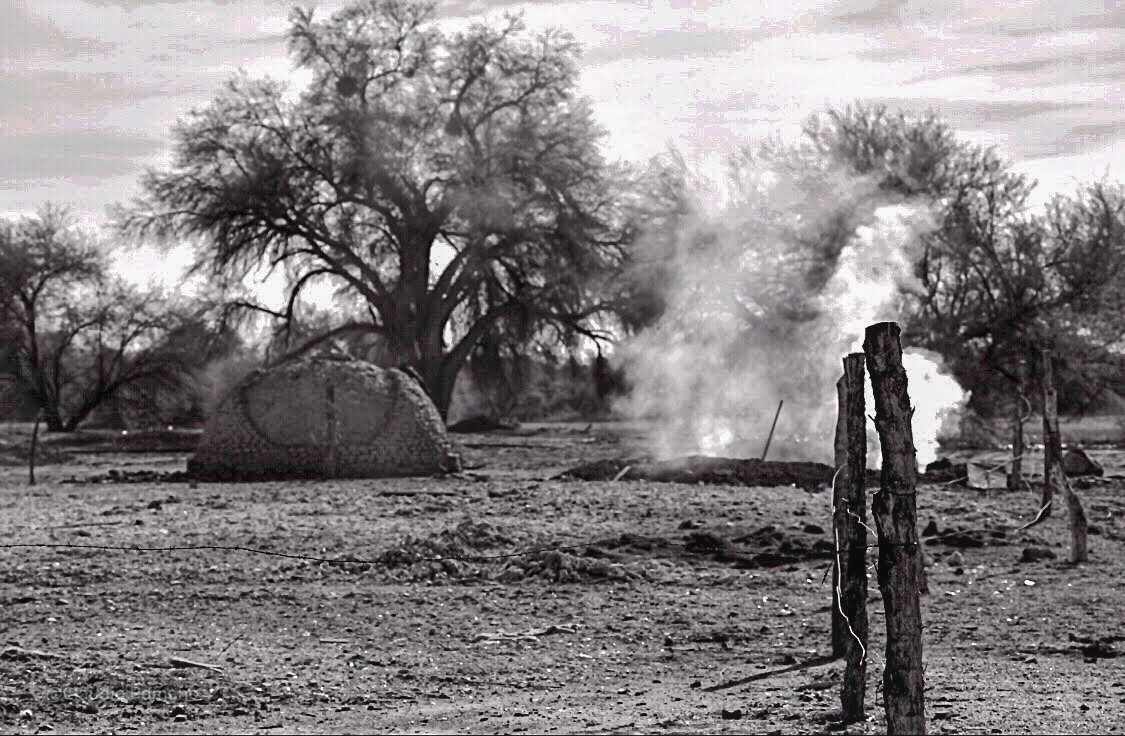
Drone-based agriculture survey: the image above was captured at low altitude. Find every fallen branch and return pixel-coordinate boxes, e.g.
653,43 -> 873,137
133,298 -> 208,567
473,624 -> 576,643
703,654 -> 837,692
169,656 -> 224,673
2,645 -> 66,661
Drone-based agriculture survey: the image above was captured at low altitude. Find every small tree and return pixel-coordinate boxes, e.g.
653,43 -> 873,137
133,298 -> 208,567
0,206 -> 212,431
803,104 -> 1125,413
120,0 -> 660,419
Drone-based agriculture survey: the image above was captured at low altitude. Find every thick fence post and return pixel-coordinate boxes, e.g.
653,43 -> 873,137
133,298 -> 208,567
863,322 -> 926,735
1041,348 -> 1088,563
832,352 -> 869,723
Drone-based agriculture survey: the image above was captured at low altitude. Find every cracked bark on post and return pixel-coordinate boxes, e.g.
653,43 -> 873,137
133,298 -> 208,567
863,322 -> 926,735
832,352 -> 868,723
1041,348 -> 1088,563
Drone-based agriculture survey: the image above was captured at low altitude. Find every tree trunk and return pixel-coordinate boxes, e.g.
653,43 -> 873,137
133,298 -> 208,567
1041,348 -> 1088,563
42,402 -> 65,433
415,356 -> 458,422
832,352 -> 869,723
863,322 -> 926,735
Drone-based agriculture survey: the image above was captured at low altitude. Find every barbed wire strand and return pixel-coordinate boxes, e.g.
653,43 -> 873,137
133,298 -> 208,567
829,464 -> 868,665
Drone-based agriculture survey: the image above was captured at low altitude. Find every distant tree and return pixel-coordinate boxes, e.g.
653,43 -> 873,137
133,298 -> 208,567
119,0 -> 661,419
0,206 -> 217,431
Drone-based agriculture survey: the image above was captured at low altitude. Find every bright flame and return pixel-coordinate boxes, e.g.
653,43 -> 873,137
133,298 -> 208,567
619,152 -> 969,468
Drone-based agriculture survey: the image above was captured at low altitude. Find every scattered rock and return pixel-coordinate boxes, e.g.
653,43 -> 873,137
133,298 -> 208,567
1062,448 -> 1103,477
945,551 -> 965,568
1020,547 -> 1057,563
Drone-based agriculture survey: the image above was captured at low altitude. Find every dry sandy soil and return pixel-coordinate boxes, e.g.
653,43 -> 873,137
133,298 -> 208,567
1,422 -> 1124,734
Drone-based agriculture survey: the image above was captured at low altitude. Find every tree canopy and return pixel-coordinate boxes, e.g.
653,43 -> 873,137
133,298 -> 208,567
801,104 -> 1125,410
120,0 -> 657,418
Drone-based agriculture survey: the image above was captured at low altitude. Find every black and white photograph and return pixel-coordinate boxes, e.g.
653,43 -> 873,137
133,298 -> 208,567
1,0 -> 1123,732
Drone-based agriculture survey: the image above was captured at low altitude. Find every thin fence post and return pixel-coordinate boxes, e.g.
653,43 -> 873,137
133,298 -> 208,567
833,352 -> 868,723
863,322 -> 926,735
1041,348 -> 1087,563
1007,362 -> 1027,493
29,410 -> 42,486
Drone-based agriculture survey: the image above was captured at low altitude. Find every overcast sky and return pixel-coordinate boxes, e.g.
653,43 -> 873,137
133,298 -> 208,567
2,0 -> 1122,271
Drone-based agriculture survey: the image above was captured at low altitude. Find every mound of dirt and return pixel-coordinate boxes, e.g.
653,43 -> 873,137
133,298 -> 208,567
62,469 -> 194,484
560,455 -> 880,492
565,454 -> 973,490
374,519 -> 652,583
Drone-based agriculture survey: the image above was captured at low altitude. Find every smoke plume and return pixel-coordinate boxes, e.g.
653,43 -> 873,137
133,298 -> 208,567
619,149 -> 968,468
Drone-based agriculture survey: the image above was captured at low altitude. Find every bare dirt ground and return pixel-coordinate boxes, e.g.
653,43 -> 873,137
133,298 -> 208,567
1,421 -> 1124,734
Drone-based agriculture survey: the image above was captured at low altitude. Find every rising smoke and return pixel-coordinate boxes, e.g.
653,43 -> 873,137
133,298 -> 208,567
618,147 -> 968,468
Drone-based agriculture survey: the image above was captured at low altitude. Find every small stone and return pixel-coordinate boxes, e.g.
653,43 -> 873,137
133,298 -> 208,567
1062,448 -> 1103,477
921,519 -> 940,537
1020,547 -> 1056,563
946,551 -> 965,567
721,708 -> 744,720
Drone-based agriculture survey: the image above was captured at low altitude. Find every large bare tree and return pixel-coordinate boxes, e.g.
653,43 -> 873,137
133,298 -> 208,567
120,0 -> 654,418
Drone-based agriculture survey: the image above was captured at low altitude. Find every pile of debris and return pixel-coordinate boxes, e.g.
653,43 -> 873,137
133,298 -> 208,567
375,519 -> 652,583
920,518 -> 1010,548
63,469 -> 193,484
563,455 -> 974,491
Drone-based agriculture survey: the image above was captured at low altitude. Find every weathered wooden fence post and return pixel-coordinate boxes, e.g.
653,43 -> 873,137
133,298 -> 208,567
863,322 -> 926,735
1041,348 -> 1088,563
832,352 -> 869,723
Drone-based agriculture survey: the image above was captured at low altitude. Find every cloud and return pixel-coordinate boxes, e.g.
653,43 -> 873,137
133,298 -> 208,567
0,131 -> 163,186
0,1 -> 117,60
0,0 -> 1121,230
